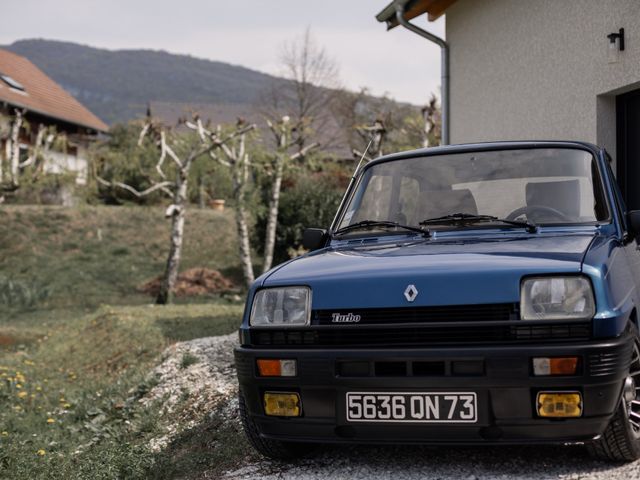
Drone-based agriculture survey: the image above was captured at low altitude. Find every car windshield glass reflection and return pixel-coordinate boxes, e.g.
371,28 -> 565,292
337,148 -> 608,232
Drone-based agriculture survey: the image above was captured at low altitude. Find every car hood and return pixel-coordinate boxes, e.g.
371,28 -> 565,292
264,233 -> 595,309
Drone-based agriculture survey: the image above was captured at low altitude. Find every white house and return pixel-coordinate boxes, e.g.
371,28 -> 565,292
377,0 -> 640,209
0,48 -> 108,187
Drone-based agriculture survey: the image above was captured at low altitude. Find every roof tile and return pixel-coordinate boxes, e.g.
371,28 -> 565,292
0,48 -> 108,132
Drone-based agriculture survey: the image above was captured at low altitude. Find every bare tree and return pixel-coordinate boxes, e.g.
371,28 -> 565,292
263,28 -> 340,159
97,115 -> 256,303
334,90 -> 413,160
198,119 -> 258,288
330,88 -> 369,154
262,115 -> 319,273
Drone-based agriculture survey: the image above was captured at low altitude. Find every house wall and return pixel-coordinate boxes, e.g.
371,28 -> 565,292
43,149 -> 88,185
1,105 -> 93,186
446,0 -> 640,164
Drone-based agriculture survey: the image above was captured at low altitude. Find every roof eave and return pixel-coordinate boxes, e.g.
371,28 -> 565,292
376,0 -> 455,29
1,98 -> 108,133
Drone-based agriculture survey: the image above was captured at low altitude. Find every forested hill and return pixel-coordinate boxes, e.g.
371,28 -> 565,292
4,39 -> 288,124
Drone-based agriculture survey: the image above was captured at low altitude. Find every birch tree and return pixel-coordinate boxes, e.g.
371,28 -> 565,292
1,108 -> 58,195
0,108 -> 25,191
262,115 -> 319,273
97,116 -> 255,303
20,124 -> 57,181
197,119 -> 257,287
180,117 -> 258,289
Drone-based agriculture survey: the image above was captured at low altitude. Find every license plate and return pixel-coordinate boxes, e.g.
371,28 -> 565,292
346,392 -> 477,423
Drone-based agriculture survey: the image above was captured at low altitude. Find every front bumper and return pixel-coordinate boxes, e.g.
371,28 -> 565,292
235,331 -> 635,445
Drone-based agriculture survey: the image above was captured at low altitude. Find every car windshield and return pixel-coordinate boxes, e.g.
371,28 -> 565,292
337,148 -> 609,232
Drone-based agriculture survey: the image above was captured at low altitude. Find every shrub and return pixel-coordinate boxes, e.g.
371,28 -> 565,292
0,276 -> 50,308
254,172 -> 343,266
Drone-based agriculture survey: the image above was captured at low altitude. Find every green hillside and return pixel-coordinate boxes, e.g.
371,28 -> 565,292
0,205 -> 241,312
4,39 -> 287,124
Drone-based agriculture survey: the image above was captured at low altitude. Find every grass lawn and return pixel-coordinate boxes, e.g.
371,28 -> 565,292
0,205 -> 241,310
0,206 -> 250,479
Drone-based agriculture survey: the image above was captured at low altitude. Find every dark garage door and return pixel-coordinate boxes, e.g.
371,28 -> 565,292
617,89 -> 640,211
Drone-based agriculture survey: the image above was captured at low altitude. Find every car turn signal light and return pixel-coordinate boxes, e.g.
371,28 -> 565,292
263,392 -> 301,416
537,392 -> 582,418
257,359 -> 297,377
532,357 -> 579,376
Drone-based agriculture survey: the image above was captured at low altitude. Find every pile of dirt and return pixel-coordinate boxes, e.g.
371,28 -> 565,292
138,268 -> 237,297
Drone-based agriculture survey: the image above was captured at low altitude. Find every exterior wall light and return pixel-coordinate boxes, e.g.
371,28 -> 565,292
607,28 -> 625,63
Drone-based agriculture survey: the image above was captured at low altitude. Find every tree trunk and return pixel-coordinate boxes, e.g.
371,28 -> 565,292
8,110 -> 23,186
197,174 -> 206,209
0,141 -> 4,184
235,202 -> 255,288
371,130 -> 384,158
156,174 -> 187,304
262,153 -> 285,273
233,147 -> 255,288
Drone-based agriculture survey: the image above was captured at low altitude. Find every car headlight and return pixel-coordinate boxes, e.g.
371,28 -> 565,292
250,287 -> 311,327
521,276 -> 595,321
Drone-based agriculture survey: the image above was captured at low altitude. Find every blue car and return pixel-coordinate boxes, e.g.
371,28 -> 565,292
235,141 -> 640,462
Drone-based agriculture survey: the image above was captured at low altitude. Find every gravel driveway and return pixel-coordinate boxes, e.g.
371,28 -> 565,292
145,334 -> 640,480
222,444 -> 640,479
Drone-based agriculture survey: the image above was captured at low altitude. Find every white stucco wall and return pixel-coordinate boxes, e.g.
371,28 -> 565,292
446,0 -> 640,161
43,150 -> 88,185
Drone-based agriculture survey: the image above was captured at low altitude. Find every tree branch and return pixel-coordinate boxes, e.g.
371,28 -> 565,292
96,175 -> 174,198
137,123 -> 151,147
290,141 -> 320,161
218,124 -> 256,145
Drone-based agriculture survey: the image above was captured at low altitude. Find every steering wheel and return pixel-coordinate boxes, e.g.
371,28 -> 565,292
506,205 -> 571,222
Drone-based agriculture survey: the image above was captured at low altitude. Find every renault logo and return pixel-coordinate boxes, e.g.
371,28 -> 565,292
404,284 -> 418,302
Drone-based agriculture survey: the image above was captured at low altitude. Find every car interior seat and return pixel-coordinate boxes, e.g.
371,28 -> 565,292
412,189 -> 478,224
525,179 -> 581,221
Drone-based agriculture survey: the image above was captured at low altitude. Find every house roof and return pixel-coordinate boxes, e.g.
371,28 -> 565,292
376,0 -> 456,29
0,48 -> 108,132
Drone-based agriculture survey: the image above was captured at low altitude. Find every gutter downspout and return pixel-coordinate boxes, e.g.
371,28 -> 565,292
394,2 -> 449,145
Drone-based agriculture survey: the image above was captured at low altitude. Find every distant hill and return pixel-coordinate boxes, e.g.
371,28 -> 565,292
4,39 -> 422,158
4,39 -> 288,125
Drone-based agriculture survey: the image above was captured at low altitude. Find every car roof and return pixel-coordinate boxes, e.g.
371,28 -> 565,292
367,140 -> 601,168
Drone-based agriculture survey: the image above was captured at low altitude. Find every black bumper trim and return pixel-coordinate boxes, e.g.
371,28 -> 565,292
235,331 -> 634,444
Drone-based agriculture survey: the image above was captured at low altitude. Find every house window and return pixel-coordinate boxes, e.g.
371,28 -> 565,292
0,73 -> 26,92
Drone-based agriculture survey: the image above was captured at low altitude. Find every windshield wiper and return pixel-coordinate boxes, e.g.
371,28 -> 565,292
419,213 -> 538,233
333,220 -> 430,237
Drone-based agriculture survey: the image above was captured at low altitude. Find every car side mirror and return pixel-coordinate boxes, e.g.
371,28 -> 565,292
302,228 -> 328,251
627,211 -> 640,239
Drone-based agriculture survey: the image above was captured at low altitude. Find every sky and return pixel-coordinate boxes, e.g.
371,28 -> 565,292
0,0 -> 445,106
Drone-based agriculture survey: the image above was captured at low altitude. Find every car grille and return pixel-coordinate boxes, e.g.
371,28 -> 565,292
249,321 -> 592,348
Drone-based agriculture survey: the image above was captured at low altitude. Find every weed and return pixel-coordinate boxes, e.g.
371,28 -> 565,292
180,352 -> 199,369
